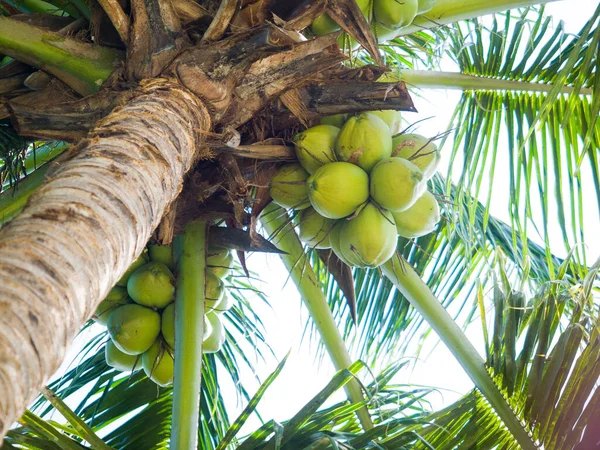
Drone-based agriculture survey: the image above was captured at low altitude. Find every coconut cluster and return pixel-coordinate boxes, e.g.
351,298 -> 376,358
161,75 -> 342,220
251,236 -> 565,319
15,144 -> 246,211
270,111 -> 442,269
93,245 -> 234,386
311,0 -> 438,48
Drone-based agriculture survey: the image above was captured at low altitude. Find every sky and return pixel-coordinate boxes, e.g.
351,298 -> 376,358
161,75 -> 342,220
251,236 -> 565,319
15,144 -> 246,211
47,0 -> 599,443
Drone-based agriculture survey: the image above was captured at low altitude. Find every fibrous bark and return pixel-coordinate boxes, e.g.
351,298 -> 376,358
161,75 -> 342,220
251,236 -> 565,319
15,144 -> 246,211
0,78 -> 210,439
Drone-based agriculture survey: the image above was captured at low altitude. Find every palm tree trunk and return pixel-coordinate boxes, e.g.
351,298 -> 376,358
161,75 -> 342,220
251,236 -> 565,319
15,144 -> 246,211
0,77 -> 210,440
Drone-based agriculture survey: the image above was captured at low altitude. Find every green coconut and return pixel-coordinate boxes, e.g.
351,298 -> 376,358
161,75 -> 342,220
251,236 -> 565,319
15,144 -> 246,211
207,248 -> 233,279
204,312 -> 225,354
269,163 -> 311,210
391,133 -> 441,179
311,13 -> 340,35
116,252 -> 149,287
148,244 -> 174,271
105,340 -> 142,372
107,304 -> 161,355
320,114 -> 347,128
161,303 -> 175,348
307,162 -> 369,219
392,190 -> 440,238
367,109 -> 402,134
417,0 -> 436,14
94,287 -> 131,325
293,125 -> 339,174
373,0 -> 418,28
298,207 -> 336,249
205,271 -> 225,311
142,341 -> 174,387
127,262 -> 175,309
214,293 -> 233,315
335,113 -> 393,172
370,157 -> 426,212
337,203 -> 398,268
329,222 -> 354,266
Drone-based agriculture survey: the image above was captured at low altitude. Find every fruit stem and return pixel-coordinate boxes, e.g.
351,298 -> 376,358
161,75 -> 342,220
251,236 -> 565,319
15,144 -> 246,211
171,221 -> 207,450
381,254 -> 537,450
398,0 -> 559,36
260,203 -> 374,431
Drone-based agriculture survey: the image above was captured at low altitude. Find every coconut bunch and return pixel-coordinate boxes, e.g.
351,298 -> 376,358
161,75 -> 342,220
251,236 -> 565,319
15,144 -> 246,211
92,245 -> 234,386
269,111 -> 442,269
311,0 -> 438,48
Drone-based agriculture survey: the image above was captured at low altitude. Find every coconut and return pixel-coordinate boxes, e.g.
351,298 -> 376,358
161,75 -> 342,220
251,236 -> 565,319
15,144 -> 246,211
269,163 -> 311,210
293,125 -> 339,174
127,262 -> 175,309
203,312 -> 225,353
337,203 -> 397,268
373,0 -> 418,29
370,157 -> 426,212
142,341 -> 174,387
417,0 -> 436,14
94,287 -> 131,325
335,113 -> 393,172
329,222 -> 354,266
391,133 -> 440,179
320,114 -> 347,128
371,20 -> 399,45
307,162 -> 369,219
392,190 -> 441,238
311,14 -> 340,35
367,109 -> 402,134
107,304 -> 161,355
105,340 -> 142,372
148,244 -> 174,271
116,252 -> 149,287
214,293 -> 233,315
298,208 -> 336,249
205,271 -> 225,311
207,248 -> 233,279
160,303 -> 175,349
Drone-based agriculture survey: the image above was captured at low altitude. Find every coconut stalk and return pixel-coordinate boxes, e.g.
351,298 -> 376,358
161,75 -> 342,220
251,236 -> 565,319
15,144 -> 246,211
381,254 -> 537,450
399,0 -> 560,36
171,221 -> 207,450
260,203 -> 374,431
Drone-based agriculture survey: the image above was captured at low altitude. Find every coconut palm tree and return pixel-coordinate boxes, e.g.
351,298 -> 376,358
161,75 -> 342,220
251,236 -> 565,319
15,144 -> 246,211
0,0 -> 598,448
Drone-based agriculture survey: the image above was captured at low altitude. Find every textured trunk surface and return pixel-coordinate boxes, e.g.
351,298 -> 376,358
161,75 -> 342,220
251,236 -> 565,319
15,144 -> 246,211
0,78 -> 210,438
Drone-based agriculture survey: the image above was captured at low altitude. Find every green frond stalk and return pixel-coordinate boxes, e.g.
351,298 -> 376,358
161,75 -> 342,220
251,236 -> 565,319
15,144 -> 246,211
390,70 -> 593,95
171,221 -> 207,450
381,254 -> 538,450
399,0 -> 559,36
0,167 -> 47,225
260,203 -> 374,431
0,17 -> 121,95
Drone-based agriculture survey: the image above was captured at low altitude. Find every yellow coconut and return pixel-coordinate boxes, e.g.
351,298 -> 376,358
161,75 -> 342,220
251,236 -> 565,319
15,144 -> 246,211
329,222 -> 354,266
307,162 -> 369,219
205,271 -> 225,311
269,163 -> 311,210
370,157 -> 426,212
367,109 -> 402,134
417,0 -> 437,14
392,190 -> 441,238
107,304 -> 161,355
214,293 -> 233,315
335,113 -> 392,172
127,262 -> 175,309
105,340 -> 142,372
207,248 -> 233,279
337,203 -> 398,268
320,114 -> 347,128
203,312 -> 225,353
373,0 -> 418,29
94,287 -> 131,326
298,207 -> 336,249
142,341 -> 174,387
293,125 -> 339,174
160,303 -> 175,349
148,244 -> 174,271
391,133 -> 441,179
